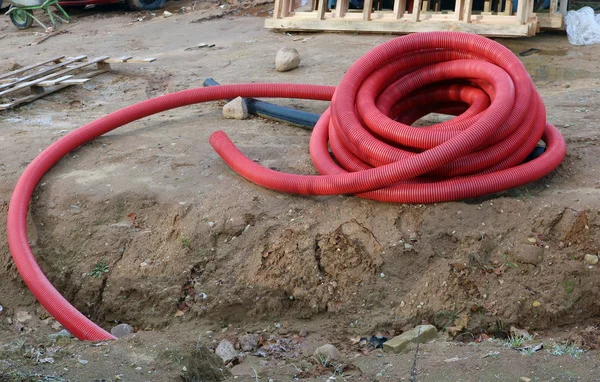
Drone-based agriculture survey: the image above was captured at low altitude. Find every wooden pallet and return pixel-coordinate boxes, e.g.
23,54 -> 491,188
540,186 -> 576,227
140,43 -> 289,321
266,0 -> 568,37
0,56 -> 156,111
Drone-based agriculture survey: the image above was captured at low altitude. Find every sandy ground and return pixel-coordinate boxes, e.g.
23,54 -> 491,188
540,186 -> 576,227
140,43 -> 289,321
1,1 -> 600,380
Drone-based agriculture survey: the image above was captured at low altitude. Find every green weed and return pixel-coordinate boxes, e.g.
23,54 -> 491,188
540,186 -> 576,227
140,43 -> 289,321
88,259 -> 109,278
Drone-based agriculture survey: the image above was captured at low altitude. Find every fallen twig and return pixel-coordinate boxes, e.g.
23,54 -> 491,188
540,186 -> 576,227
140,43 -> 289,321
29,29 -> 68,46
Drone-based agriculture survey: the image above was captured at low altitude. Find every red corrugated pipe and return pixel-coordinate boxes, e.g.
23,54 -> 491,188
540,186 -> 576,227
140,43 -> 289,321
7,32 -> 565,340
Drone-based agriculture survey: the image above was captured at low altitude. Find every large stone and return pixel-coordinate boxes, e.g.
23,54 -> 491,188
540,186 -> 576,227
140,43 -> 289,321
111,323 -> 134,338
223,97 -> 248,120
383,324 -> 437,354
238,333 -> 260,352
275,48 -> 301,72
584,254 -> 599,265
313,344 -> 341,361
215,339 -> 238,364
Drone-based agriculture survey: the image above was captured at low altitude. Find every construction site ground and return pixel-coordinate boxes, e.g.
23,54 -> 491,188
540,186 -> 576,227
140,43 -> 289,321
1,1 -> 599,380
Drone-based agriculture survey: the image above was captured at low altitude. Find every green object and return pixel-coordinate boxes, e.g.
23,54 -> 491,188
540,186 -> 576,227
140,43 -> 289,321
6,0 -> 70,30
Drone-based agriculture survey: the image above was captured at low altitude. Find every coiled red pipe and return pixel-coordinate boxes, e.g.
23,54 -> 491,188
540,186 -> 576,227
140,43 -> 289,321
7,32 -> 565,341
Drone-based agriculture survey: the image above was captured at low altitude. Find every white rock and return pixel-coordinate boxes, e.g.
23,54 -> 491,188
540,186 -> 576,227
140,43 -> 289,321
275,48 -> 301,72
313,343 -> 341,361
223,97 -> 248,120
111,323 -> 134,338
163,10 -> 173,17
584,254 -> 598,265
16,311 -> 32,323
215,339 -> 238,363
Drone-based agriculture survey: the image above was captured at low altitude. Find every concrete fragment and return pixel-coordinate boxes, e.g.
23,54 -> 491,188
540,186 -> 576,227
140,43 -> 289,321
223,97 -> 248,120
275,48 -> 301,72
216,339 -> 238,363
383,324 -> 437,354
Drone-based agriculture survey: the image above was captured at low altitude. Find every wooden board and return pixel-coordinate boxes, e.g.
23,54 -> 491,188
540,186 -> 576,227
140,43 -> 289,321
0,56 -> 109,98
269,0 -> 558,37
0,56 -> 87,91
0,56 -> 65,81
265,17 -> 535,36
0,69 -> 108,111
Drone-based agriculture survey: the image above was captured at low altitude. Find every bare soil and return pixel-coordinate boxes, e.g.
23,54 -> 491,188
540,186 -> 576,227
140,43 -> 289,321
1,1 -> 600,380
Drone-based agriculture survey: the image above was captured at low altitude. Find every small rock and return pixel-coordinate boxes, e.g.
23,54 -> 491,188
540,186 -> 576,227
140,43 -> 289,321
111,323 -> 134,338
404,243 -> 413,250
584,254 -> 598,265
163,10 -> 173,17
275,48 -> 301,72
313,344 -> 341,361
0,305 -> 3,315
216,340 -> 238,363
39,357 -> 54,364
532,300 -> 541,308
513,244 -> 543,265
383,325 -> 437,354
510,326 -> 531,338
79,359 -> 89,365
49,329 -> 72,340
299,329 -> 308,337
222,97 -> 248,120
15,311 -> 32,323
520,378 -> 531,382
238,333 -> 259,352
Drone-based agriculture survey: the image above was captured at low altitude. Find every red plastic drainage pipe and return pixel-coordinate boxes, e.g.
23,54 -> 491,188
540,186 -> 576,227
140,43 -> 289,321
7,32 -> 566,340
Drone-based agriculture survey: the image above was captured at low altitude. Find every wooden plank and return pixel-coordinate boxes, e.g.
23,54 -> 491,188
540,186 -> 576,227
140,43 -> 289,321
0,69 -> 108,111
273,0 -> 282,18
363,0 -> 373,20
281,0 -> 291,17
0,56 -> 109,98
454,0 -> 463,20
264,17 -> 534,36
0,56 -> 65,81
32,75 -> 74,87
318,0 -> 327,19
537,12 -> 564,29
483,0 -> 491,12
0,56 -> 87,91
35,78 -> 90,87
516,0 -> 528,24
463,0 -> 473,23
393,0 -> 406,18
504,0 -> 512,15
335,0 -> 349,18
290,10 -> 523,22
422,0 -> 429,11
559,0 -> 568,15
549,0 -> 558,13
434,0 -> 440,11
103,56 -> 133,64
411,0 -> 422,21
0,84 -> 72,111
